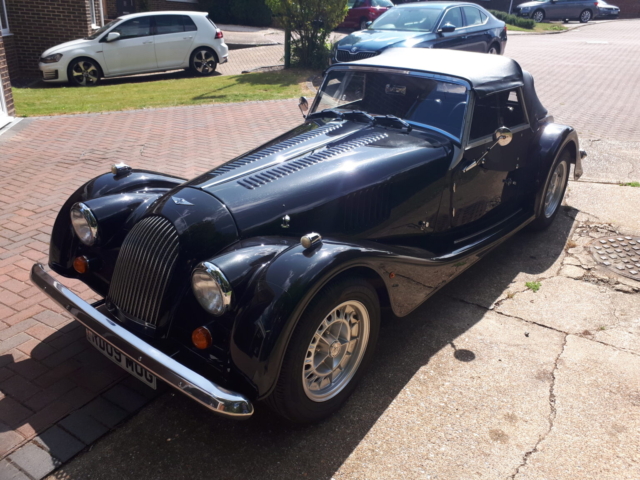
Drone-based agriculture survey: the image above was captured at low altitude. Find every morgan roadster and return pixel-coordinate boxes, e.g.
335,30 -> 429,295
32,49 -> 585,423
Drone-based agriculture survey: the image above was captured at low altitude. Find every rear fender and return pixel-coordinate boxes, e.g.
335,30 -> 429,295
530,124 -> 580,217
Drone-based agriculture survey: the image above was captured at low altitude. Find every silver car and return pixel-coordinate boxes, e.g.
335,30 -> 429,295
514,0 -> 599,23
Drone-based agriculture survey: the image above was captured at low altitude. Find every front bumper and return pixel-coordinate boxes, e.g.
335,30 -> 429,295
39,63 -> 67,83
30,263 -> 253,418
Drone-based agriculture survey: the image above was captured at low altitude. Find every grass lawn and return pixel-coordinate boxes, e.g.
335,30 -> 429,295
507,22 -> 567,32
12,69 -> 316,116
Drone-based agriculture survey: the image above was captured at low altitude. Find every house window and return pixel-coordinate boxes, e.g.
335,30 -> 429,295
1,0 -> 10,35
89,0 -> 97,27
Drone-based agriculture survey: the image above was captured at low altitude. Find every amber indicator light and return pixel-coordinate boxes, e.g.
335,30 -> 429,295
73,256 -> 89,274
389,272 -> 396,279
192,326 -> 213,350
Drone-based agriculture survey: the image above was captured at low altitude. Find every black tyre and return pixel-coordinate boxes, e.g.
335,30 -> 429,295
580,9 -> 592,23
529,149 -> 571,231
487,43 -> 500,55
68,58 -> 101,86
359,18 -> 368,30
265,276 -> 380,423
532,9 -> 545,22
190,47 -> 217,76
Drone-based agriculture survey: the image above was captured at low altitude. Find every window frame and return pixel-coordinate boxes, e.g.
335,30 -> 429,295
462,6 -> 488,27
1,0 -> 10,36
437,6 -> 464,30
153,14 -> 197,35
465,87 -> 531,149
108,16 -> 153,40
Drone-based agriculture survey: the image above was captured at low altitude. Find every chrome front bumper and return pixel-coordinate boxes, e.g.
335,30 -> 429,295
30,263 -> 253,418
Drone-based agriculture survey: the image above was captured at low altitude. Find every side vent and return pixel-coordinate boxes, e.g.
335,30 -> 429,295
238,132 -> 388,190
210,123 -> 342,178
343,184 -> 391,233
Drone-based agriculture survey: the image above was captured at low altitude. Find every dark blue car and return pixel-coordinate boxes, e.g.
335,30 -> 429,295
333,2 -> 507,63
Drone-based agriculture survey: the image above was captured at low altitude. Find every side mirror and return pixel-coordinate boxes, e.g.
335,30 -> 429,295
106,32 -> 121,42
438,23 -> 456,35
494,126 -> 513,146
298,96 -> 309,117
365,21 -> 373,28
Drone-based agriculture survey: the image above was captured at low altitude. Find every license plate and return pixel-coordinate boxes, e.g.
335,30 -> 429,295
86,329 -> 157,389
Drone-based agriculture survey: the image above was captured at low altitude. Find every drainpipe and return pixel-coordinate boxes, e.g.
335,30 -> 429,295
99,0 -> 105,26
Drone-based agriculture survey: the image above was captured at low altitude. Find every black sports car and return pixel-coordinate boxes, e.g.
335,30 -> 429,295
33,49 -> 585,423
333,2 -> 507,64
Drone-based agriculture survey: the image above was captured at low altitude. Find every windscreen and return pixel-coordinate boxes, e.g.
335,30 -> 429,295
370,7 -> 442,32
314,70 -> 468,138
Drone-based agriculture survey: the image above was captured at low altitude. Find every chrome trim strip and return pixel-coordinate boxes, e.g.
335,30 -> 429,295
454,208 -> 522,244
31,264 -> 253,418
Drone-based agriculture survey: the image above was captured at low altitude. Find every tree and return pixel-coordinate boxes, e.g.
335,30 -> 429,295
266,0 -> 348,69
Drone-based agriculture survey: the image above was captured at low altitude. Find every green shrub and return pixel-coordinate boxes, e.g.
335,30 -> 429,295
489,9 -> 535,29
203,0 -> 272,27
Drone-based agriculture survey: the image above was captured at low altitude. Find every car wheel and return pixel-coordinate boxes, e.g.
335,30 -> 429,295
359,18 -> 368,30
532,10 -> 545,22
529,150 -> 570,231
190,48 -> 217,76
580,9 -> 592,23
265,276 -> 380,423
68,58 -> 101,87
487,43 -> 500,55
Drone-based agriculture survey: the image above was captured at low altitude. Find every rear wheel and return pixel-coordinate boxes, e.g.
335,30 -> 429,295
359,18 -> 368,30
529,150 -> 570,231
68,58 -> 101,86
580,9 -> 592,22
487,43 -> 500,55
265,276 -> 380,423
532,9 -> 545,22
190,48 -> 217,76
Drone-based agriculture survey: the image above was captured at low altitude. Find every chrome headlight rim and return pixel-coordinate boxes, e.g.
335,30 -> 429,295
192,262 -> 233,316
70,202 -> 98,246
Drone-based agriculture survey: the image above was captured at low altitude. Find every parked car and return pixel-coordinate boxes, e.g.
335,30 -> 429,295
338,0 -> 394,31
596,0 -> 620,18
514,0 -> 599,23
38,11 -> 228,86
333,2 -> 507,63
32,48 -> 585,423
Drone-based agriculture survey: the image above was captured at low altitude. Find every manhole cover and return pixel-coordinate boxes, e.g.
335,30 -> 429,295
589,236 -> 640,280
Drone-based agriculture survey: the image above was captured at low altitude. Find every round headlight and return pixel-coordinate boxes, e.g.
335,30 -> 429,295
70,202 -> 98,246
192,262 -> 232,316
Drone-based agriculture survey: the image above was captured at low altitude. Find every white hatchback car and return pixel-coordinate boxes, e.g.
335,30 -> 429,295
39,11 -> 229,86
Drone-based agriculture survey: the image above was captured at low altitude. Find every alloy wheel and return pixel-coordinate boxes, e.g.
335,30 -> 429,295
194,50 -> 216,74
302,300 -> 370,402
488,46 -> 499,54
533,10 -> 544,22
71,60 -> 99,86
543,160 -> 568,218
580,10 -> 591,22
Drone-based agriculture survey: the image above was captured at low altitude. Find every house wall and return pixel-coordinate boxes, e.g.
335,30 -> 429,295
4,0 -> 94,77
0,30 -> 15,117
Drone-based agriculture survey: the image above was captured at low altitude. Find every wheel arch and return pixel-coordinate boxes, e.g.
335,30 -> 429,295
190,45 -> 219,64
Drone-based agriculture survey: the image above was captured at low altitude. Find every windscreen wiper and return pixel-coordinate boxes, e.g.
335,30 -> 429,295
306,109 -> 344,121
342,111 -> 375,124
373,115 -> 412,132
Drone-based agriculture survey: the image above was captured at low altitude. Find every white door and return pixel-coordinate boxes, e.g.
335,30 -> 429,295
153,14 -> 196,69
0,75 -> 11,129
102,16 -> 157,75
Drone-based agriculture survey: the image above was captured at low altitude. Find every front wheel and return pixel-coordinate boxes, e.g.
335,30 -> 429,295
529,150 -> 570,231
190,48 -> 217,76
532,9 -> 545,22
265,277 -> 380,423
580,9 -> 592,23
68,58 -> 101,86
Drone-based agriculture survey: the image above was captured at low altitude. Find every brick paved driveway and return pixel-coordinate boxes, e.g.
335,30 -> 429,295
0,19 -> 639,477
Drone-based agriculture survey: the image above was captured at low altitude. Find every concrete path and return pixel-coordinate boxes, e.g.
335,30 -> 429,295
0,19 -> 638,480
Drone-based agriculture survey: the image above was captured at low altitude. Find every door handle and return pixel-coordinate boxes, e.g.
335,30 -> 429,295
143,41 -> 153,44
183,36 -> 193,40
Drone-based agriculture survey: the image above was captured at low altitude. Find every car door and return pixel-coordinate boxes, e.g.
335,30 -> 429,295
153,14 -> 197,69
433,7 -> 468,51
545,0 -> 569,20
102,16 -> 156,76
461,6 -> 490,53
450,90 -> 526,235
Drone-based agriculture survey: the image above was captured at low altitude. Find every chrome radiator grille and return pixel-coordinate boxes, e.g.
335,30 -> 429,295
335,50 -> 379,63
108,216 -> 179,327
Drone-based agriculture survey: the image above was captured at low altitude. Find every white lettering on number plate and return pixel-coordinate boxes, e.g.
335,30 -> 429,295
86,329 -> 157,389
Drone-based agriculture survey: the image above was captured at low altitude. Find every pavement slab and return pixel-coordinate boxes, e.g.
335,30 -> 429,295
514,335 -> 640,480
566,181 -> 640,232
